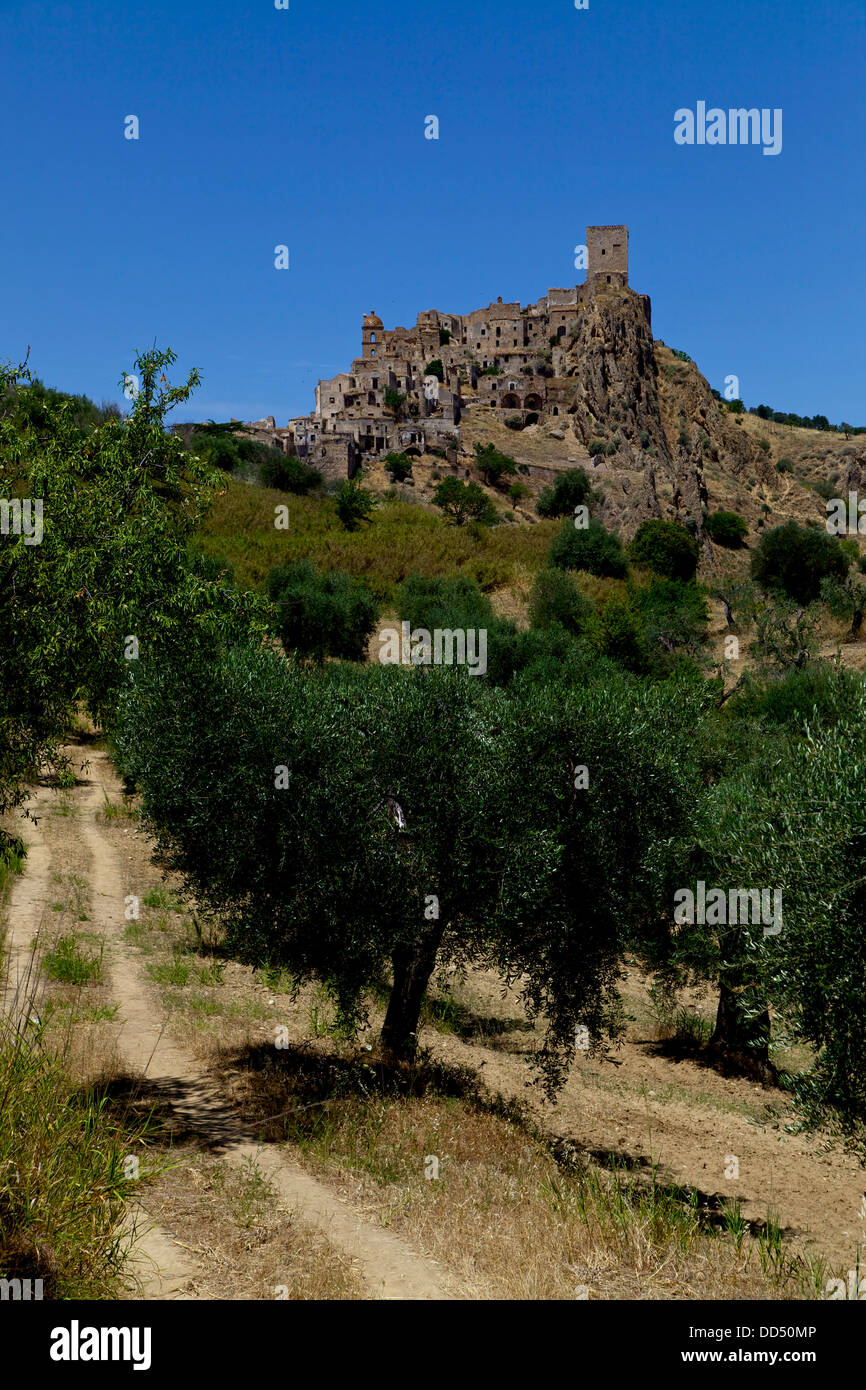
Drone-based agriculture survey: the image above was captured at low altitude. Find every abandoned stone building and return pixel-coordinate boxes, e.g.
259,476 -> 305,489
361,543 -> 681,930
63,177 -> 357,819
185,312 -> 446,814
234,226 -> 646,481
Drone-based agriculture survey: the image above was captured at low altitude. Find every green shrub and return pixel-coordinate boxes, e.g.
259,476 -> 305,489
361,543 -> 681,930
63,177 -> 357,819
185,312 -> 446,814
383,452 -> 413,482
776,456 -> 794,473
535,468 -> 592,519
335,477 -> 377,531
508,481 -> 530,509
727,665 -> 865,730
550,518 -> 627,579
705,511 -> 748,548
588,439 -> 607,457
634,579 -> 708,665
433,477 -> 499,527
384,389 -> 407,420
528,569 -> 595,637
597,598 -> 648,674
629,520 -> 699,581
813,478 -> 836,502
259,453 -> 322,494
474,443 -> 517,487
839,537 -> 860,566
425,359 -> 445,382
265,561 -> 379,662
750,521 -> 848,605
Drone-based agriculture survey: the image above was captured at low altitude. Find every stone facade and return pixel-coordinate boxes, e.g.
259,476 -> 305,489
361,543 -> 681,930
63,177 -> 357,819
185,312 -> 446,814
587,225 -> 628,286
207,227 -> 643,480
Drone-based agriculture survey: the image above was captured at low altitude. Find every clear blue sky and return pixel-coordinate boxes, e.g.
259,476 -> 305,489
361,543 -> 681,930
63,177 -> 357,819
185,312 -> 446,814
2,0 -> 863,425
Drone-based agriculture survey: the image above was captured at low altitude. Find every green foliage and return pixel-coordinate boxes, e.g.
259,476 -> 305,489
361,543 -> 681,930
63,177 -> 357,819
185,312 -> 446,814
0,375 -> 119,438
549,517 -> 627,579
265,561 -> 379,663
259,453 -> 322,494
335,477 -> 377,531
705,511 -> 748,548
0,1023 -> 145,1296
439,328 -> 451,346
812,478 -> 836,502
750,520 -> 848,605
384,388 -> 406,421
528,569 -> 595,637
694,703 -> 866,1124
588,439 -> 607,457
395,574 -> 520,686
44,935 -> 103,985
0,348 -> 263,831
433,476 -> 499,527
839,537 -> 860,566
424,360 -> 444,382
776,456 -> 794,473
187,424 -> 291,482
383,452 -> 413,482
508,480 -> 530,509
727,664 -> 865,730
474,443 -> 517,487
115,643 -> 706,1090
598,598 -> 648,674
535,468 -> 592,519
750,597 -> 819,672
634,579 -> 708,668
629,520 -> 699,581
672,349 -> 693,362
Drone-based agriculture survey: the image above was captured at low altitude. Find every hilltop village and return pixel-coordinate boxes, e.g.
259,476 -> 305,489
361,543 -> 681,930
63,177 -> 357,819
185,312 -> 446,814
237,226 -> 650,481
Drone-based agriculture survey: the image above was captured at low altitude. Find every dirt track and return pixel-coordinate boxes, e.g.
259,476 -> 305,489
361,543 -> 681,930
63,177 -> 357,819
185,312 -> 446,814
2,754 -> 452,1301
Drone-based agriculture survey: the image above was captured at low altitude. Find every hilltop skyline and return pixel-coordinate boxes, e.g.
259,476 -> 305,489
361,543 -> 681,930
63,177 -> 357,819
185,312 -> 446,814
1,0 -> 863,424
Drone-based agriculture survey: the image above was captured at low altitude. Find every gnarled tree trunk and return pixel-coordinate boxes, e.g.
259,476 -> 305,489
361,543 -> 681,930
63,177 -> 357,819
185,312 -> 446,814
380,924 -> 445,1060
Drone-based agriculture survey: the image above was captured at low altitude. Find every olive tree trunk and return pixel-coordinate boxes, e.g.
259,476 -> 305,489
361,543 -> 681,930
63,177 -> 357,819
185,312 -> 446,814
380,924 -> 445,1059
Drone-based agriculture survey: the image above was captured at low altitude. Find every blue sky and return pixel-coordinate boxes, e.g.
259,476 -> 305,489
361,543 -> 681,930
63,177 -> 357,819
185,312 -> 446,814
1,0 -> 863,425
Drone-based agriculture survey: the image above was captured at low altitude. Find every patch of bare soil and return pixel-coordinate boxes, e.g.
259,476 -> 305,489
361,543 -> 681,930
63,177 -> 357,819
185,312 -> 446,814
418,967 -> 866,1275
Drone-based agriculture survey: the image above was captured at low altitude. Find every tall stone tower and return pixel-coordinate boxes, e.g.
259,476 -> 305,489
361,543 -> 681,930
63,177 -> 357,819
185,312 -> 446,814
587,225 -> 628,285
362,310 -> 384,359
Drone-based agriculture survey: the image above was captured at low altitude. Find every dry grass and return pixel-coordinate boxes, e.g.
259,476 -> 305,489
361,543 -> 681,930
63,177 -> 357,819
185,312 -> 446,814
128,1150 -> 366,1300
229,1051 -> 825,1302
196,477 -> 557,599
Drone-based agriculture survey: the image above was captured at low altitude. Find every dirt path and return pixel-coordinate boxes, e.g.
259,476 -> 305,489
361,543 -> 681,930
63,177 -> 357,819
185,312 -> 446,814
2,752 -> 452,1301
0,792 -> 52,1034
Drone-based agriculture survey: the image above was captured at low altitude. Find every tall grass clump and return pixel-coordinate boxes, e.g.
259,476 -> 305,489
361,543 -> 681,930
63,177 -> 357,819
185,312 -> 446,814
0,1018 -> 143,1297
